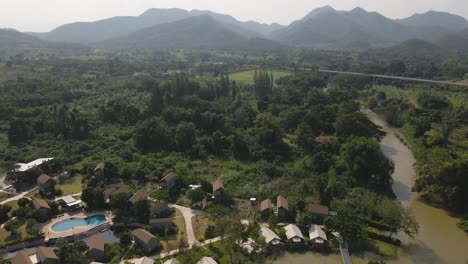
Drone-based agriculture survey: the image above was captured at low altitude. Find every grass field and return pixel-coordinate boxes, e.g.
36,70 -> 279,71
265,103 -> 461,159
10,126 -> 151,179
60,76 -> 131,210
229,69 -> 291,86
192,215 -> 212,241
160,208 -> 187,252
369,239 -> 398,257
56,175 -> 83,195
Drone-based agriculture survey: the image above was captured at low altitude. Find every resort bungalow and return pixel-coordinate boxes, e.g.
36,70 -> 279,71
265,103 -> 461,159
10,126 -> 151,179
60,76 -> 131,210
10,158 -> 54,182
314,136 -> 332,144
149,218 -> 174,230
93,162 -> 105,179
259,199 -> 272,220
32,198 -> 51,221
305,204 -> 329,217
276,195 -> 289,220
132,228 -> 158,253
59,195 -> 82,211
89,235 -> 105,261
191,197 -> 207,210
284,224 -> 305,246
163,259 -> 179,264
37,174 -> 56,196
309,225 -> 328,248
150,200 -> 170,217
104,183 -> 132,203
11,250 -> 33,264
197,257 -> 218,264
238,238 -> 259,255
159,172 -> 177,190
128,191 -> 147,207
37,246 -> 59,264
259,227 -> 283,251
129,257 -> 155,264
212,179 -> 224,203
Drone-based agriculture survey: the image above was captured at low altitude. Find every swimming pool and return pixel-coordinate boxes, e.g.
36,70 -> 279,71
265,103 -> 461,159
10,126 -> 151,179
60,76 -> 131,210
51,214 -> 106,232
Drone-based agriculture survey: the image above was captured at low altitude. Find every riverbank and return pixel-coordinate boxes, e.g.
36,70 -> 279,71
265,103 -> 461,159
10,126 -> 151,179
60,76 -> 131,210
367,111 -> 468,264
275,111 -> 468,264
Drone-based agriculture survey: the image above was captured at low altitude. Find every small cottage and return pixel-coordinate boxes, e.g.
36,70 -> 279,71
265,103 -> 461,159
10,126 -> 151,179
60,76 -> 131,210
212,179 -> 224,203
37,246 -> 59,264
37,174 -> 56,196
197,257 -> 218,264
11,250 -> 33,264
94,162 -> 105,178
132,228 -> 158,253
150,200 -> 170,217
32,198 -> 51,221
276,195 -> 289,219
309,225 -> 328,248
284,224 -> 305,246
89,235 -> 105,261
259,227 -> 283,250
306,204 -> 329,217
159,172 -> 177,190
259,199 -> 272,220
149,218 -> 175,230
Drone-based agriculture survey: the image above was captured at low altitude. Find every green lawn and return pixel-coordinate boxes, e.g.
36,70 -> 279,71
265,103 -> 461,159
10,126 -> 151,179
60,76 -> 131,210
369,239 -> 398,257
56,175 -> 83,195
229,69 -> 291,85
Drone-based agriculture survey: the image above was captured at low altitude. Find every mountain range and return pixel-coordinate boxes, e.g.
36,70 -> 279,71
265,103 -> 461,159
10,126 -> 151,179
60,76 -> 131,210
3,6 -> 468,51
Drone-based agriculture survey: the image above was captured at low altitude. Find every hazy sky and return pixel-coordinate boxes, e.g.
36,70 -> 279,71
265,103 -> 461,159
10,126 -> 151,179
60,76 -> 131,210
1,0 -> 468,32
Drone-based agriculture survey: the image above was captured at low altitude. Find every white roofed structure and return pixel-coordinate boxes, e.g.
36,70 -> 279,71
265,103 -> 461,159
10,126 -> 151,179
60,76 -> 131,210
14,158 -> 54,172
197,257 -> 218,264
259,227 -> 283,247
309,225 -> 328,245
284,224 -> 304,244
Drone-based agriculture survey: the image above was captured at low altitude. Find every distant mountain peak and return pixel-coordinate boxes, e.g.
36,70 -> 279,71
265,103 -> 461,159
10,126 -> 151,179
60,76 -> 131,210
351,7 -> 367,13
303,5 -> 337,20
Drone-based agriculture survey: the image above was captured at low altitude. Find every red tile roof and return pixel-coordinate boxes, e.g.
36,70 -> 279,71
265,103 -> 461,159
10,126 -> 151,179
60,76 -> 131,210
11,250 -> 32,264
314,136 -> 332,144
37,174 -> 53,184
306,204 -> 329,216
212,179 -> 224,192
129,191 -> 147,204
94,162 -> 105,171
132,228 -> 156,244
32,198 -> 51,210
277,195 -> 289,211
36,246 -> 58,262
161,172 -> 176,182
260,199 -> 272,211
89,235 -> 105,252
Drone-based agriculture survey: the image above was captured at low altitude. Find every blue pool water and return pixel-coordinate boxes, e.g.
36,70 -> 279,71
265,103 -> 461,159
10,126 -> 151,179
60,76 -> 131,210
51,214 -> 106,232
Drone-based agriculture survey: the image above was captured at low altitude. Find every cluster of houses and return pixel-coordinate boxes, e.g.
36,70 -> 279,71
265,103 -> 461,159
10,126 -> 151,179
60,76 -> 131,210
255,223 -> 328,252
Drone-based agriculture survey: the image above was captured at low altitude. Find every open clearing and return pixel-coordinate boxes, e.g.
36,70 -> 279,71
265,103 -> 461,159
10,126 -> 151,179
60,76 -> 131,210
229,69 -> 291,85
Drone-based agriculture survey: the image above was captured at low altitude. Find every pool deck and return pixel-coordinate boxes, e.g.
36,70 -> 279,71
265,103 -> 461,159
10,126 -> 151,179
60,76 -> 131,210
41,211 -> 113,239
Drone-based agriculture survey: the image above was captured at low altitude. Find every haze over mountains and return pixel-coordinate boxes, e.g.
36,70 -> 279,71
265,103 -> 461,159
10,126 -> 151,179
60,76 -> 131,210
2,6 -> 468,52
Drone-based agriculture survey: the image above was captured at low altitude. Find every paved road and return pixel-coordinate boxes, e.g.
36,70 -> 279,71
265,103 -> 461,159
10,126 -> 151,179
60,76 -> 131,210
318,69 -> 468,87
0,187 -> 37,205
123,236 -> 223,263
169,204 -> 204,246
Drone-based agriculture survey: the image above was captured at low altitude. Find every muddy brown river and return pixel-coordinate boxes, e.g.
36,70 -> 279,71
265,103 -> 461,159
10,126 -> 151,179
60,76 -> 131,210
275,112 -> 468,264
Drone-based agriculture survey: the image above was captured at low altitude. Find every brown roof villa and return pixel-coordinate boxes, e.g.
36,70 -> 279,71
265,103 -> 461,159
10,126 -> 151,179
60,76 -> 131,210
94,162 -> 105,171
129,191 -> 147,204
161,172 -> 176,182
260,199 -> 272,211
11,250 -> 33,264
212,179 -> 224,192
89,235 -> 105,252
277,195 -> 289,211
37,174 -> 52,184
36,246 -> 58,263
32,198 -> 51,210
306,204 -> 329,216
132,228 -> 156,243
